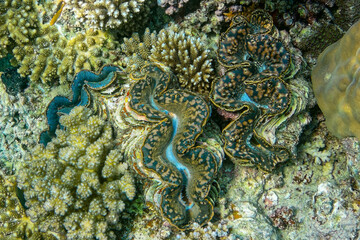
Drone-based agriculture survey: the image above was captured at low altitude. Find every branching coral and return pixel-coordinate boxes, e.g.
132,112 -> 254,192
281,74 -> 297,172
121,28 -> 157,72
0,171 -> 58,239
121,25 -> 215,94
149,25 -> 214,94
17,106 -> 136,239
0,0 -> 39,57
312,19 -> 360,139
13,27 -> 120,84
63,0 -> 152,32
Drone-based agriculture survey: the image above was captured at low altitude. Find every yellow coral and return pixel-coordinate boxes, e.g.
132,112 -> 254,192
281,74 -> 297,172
312,19 -> 360,139
149,24 -> 214,94
0,171 -> 59,239
17,106 -> 136,239
13,26 -> 120,85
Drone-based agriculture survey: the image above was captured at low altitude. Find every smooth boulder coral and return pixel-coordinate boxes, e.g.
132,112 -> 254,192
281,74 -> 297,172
212,10 -> 292,171
121,65 -> 223,229
311,19 -> 360,139
17,106 -> 136,240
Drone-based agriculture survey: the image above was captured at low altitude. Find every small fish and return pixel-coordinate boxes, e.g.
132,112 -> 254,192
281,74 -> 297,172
50,1 -> 65,26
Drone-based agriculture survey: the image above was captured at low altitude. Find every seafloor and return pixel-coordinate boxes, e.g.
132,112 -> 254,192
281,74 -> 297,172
0,0 -> 359,239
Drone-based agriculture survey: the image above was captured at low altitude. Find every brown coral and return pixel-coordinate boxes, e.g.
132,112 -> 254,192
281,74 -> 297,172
312,19 -> 360,139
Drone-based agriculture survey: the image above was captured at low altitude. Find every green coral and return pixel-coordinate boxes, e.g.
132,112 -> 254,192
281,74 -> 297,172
17,106 -> 136,240
0,171 -> 58,240
0,0 -> 39,57
13,27 -> 120,84
149,24 -> 214,94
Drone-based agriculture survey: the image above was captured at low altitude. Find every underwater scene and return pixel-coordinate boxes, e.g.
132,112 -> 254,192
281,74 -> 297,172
0,0 -> 359,239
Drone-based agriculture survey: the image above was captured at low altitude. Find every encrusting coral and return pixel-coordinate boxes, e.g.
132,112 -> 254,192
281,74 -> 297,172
17,106 -> 136,239
312,19 -> 360,139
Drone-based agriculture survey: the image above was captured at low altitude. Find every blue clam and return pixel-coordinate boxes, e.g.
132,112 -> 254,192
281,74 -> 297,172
40,65 -> 124,145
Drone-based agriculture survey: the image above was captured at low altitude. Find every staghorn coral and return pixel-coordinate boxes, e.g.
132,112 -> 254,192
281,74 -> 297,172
17,106 -> 136,240
13,26 -> 120,84
311,19 -> 360,139
63,0 -> 152,32
0,0 -> 39,57
115,65 -> 223,229
211,10 -> 293,172
149,24 -> 214,94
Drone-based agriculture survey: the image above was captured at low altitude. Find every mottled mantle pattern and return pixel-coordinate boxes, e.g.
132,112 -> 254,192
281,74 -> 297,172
211,10 -> 292,171
125,65 -> 223,229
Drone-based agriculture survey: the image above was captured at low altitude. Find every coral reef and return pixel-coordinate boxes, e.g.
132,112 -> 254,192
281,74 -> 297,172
17,106 -> 136,239
0,0 -> 39,58
0,171 -> 36,239
149,24 -> 214,94
0,80 -> 46,174
121,25 -> 215,94
158,0 -> 189,15
13,27 -> 120,84
62,0 -> 152,32
211,10 -> 294,171
311,19 -> 360,139
1,59 -> 28,95
120,65 -> 223,229
0,171 -> 60,239
121,28 -> 157,72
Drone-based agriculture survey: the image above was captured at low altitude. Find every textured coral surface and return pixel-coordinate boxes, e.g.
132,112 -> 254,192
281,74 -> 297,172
1,0 -> 360,239
17,107 -> 136,240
